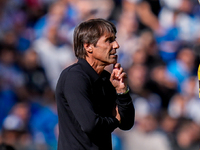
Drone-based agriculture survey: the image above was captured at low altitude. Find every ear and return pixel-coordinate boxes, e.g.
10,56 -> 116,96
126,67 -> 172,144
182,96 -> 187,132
84,43 -> 93,53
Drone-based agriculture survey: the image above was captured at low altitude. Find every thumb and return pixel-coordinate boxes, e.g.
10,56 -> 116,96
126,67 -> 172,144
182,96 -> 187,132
110,69 -> 116,80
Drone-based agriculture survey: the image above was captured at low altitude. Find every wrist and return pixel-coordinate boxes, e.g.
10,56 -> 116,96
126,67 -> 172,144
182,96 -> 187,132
117,87 -> 129,95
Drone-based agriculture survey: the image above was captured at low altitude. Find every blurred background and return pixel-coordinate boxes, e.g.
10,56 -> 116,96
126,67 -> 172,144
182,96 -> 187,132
0,0 -> 200,150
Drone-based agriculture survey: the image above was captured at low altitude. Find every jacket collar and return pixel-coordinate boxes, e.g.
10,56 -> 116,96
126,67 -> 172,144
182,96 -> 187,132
78,58 -> 100,83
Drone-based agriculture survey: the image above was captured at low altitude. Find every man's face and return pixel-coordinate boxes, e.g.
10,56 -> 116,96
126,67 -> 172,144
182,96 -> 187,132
91,33 -> 120,66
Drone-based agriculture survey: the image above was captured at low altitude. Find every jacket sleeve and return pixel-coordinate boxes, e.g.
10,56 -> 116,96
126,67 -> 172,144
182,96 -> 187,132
62,71 -> 119,135
116,92 -> 135,130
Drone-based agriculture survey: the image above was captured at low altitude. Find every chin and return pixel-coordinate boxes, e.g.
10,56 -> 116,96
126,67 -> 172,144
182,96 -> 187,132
111,59 -> 117,64
111,55 -> 118,63
105,56 -> 118,65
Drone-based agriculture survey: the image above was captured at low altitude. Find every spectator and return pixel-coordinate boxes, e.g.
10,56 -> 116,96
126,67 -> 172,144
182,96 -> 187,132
167,47 -> 196,91
123,113 -> 171,150
158,111 -> 178,148
19,49 -> 50,97
0,45 -> 24,128
146,63 -> 177,108
1,102 -> 33,150
33,23 -> 76,91
128,64 -> 162,115
168,76 -> 200,124
172,118 -> 200,150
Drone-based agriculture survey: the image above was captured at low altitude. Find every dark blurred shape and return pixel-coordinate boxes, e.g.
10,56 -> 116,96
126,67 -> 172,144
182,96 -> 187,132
20,49 -> 50,96
0,143 -> 15,150
146,63 -> 177,108
193,43 -> 200,65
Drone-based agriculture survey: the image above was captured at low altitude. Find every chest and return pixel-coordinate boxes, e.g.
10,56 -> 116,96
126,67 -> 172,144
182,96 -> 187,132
90,78 -> 116,116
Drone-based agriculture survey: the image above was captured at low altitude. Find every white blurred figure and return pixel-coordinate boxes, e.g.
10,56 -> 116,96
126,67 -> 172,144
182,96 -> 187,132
122,110 -> 171,150
168,76 -> 200,125
33,23 -> 76,91
1,102 -> 33,150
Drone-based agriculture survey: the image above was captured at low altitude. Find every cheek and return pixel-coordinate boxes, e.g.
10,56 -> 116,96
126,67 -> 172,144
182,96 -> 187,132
93,50 -> 106,59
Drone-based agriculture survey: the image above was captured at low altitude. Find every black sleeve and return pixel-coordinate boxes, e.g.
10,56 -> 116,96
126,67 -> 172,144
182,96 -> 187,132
116,92 -> 135,130
63,71 -> 119,135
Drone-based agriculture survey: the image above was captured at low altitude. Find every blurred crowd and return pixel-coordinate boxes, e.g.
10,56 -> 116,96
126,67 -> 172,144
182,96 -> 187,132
0,0 -> 200,150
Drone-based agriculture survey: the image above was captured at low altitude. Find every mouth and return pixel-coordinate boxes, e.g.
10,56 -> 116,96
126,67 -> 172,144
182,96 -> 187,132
110,53 -> 117,58
110,53 -> 118,60
110,49 -> 117,56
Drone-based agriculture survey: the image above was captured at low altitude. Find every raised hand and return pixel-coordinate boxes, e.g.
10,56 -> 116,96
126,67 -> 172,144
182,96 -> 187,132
110,63 -> 128,94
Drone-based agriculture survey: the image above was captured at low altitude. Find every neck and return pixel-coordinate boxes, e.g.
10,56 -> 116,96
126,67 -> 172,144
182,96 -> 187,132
86,57 -> 105,75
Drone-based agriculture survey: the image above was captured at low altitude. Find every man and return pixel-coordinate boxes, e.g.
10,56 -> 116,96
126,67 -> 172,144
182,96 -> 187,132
56,18 -> 135,150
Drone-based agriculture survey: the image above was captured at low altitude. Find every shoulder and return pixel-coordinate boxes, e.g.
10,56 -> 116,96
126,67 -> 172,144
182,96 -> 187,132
59,62 -> 90,85
60,63 -> 86,79
62,62 -> 81,74
56,62 -> 91,92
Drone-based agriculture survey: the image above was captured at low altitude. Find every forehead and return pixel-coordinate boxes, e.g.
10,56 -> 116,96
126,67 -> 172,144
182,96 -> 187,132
97,33 -> 115,43
102,32 -> 115,38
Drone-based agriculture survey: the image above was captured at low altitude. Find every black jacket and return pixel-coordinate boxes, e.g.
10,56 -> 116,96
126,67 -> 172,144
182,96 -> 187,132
56,58 -> 135,150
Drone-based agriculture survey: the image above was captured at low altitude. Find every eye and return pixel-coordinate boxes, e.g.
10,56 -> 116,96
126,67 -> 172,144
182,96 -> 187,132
107,37 -> 116,43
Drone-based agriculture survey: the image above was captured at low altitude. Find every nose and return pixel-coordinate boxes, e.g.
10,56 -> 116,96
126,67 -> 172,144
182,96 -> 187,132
113,40 -> 120,49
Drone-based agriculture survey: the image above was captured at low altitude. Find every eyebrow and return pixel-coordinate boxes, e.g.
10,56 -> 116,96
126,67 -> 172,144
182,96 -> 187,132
105,35 -> 116,41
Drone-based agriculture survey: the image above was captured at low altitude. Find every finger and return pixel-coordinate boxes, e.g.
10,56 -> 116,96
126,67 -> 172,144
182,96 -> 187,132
115,67 -> 124,78
110,69 -> 118,80
118,67 -> 123,75
110,70 -> 115,80
118,72 -> 127,80
113,63 -> 121,69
